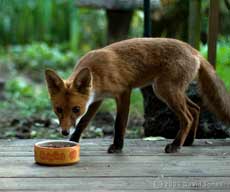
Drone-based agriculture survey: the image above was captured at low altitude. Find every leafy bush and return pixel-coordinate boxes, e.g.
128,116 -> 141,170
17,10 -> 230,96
0,43 -> 77,81
8,43 -> 76,71
0,1 -> 107,52
6,78 -> 34,98
3,77 -> 51,117
200,40 -> 230,67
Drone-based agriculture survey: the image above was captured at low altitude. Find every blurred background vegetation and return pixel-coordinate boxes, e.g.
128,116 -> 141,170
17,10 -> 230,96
0,0 -> 229,139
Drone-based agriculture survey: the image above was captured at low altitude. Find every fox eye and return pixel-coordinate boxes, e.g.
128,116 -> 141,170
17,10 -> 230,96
72,106 -> 80,113
56,107 -> 63,114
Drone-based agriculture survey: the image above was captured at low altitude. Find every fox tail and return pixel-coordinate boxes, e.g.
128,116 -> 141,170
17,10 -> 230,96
198,57 -> 230,123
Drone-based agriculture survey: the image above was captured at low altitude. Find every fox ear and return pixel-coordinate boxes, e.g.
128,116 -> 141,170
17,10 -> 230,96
73,68 -> 92,94
45,69 -> 64,95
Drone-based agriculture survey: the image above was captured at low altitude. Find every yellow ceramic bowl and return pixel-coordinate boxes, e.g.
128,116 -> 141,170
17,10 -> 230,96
34,140 -> 80,165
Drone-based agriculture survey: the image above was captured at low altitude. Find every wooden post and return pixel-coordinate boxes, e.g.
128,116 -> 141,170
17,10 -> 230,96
208,0 -> 219,68
188,0 -> 201,49
0,79 -> 5,100
76,0 -> 160,10
143,0 -> 151,37
106,10 -> 133,44
141,0 -> 153,137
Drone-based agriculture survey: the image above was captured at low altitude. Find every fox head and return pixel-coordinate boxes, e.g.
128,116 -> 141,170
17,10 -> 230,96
45,68 -> 92,136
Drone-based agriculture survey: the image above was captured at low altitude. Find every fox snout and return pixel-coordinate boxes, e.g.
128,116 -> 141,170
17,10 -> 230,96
59,119 -> 75,136
61,129 -> 70,136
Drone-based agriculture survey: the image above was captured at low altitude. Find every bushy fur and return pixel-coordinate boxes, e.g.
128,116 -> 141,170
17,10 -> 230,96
198,57 -> 230,123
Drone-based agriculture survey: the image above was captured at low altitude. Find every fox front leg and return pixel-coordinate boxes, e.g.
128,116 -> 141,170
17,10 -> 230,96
70,100 -> 102,142
108,90 -> 131,153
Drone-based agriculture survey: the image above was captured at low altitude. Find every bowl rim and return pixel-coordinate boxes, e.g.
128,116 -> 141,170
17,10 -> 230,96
34,140 -> 79,150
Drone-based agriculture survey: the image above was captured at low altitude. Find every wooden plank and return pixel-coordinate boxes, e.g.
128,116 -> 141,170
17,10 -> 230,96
0,177 -> 230,191
1,190 -> 226,192
1,138 -> 230,147
1,145 -> 230,157
1,139 -> 230,157
0,139 -> 230,191
0,156 -> 230,177
75,0 -> 160,10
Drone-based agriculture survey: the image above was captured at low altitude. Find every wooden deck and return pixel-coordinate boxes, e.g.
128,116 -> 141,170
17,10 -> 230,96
0,138 -> 230,191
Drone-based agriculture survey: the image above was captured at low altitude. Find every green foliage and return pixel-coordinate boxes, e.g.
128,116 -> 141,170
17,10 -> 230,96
130,89 -> 144,116
0,1 -> 107,53
129,11 -> 144,38
6,78 -> 34,98
76,9 -> 106,53
4,77 -> 51,117
4,43 -> 76,81
217,64 -> 230,89
69,0 -> 80,52
200,39 -> 230,67
200,40 -> 230,88
0,0 -> 70,44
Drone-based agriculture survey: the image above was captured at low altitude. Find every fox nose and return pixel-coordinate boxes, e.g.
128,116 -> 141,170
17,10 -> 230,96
61,129 -> 69,136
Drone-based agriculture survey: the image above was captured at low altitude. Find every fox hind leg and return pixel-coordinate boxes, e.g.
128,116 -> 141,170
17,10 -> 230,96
183,97 -> 200,146
153,82 -> 193,153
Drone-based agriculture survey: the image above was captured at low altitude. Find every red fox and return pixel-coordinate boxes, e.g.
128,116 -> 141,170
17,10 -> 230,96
45,38 -> 230,153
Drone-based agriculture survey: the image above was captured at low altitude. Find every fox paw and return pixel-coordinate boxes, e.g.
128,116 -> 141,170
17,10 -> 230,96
107,144 -> 123,153
165,143 -> 180,153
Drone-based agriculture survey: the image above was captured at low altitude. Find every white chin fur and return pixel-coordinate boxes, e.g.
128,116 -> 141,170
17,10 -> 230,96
86,91 -> 95,109
59,128 -> 62,134
70,127 -> 75,135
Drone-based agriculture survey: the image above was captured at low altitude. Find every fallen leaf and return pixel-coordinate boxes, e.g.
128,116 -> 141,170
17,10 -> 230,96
143,136 -> 166,141
205,140 -> 213,145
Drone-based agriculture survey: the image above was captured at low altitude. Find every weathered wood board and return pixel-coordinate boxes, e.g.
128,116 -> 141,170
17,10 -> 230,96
0,139 -> 230,191
75,0 -> 160,10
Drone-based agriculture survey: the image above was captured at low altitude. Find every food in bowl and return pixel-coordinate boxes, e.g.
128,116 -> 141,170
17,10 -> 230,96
34,140 -> 80,165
